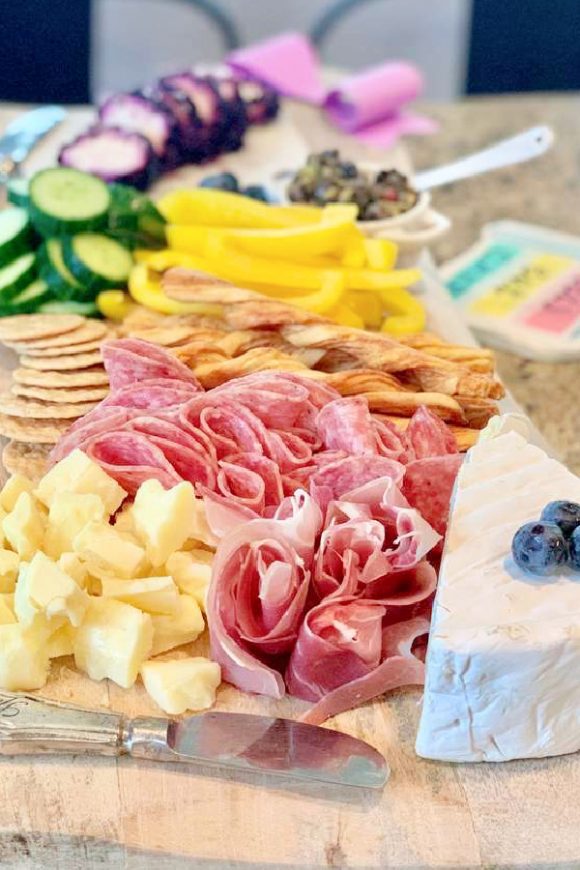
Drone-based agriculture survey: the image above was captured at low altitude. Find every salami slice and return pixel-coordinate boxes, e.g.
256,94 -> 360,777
102,338 -> 202,391
316,397 -> 377,456
405,405 -> 459,460
85,431 -> 183,493
310,455 -> 405,517
402,453 -> 463,537
102,378 -> 200,410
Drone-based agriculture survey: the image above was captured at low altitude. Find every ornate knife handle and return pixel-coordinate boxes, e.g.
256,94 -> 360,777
0,691 -> 174,761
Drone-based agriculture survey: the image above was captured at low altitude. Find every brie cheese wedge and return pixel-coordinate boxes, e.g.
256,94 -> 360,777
416,417 -> 580,762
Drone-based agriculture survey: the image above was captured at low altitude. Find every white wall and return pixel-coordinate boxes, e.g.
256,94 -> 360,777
93,0 -> 471,101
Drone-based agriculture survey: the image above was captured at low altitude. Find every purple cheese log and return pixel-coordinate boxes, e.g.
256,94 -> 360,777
206,70 -> 248,152
58,126 -> 157,190
98,93 -> 177,163
160,72 -> 224,160
144,82 -> 205,165
238,80 -> 280,125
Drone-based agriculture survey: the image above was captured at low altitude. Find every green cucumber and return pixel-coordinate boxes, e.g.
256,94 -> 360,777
107,183 -> 166,249
0,253 -> 37,302
38,299 -> 101,317
63,233 -> 133,292
0,208 -> 33,266
0,279 -> 52,316
7,178 -> 30,208
29,168 -> 111,237
38,237 -> 88,300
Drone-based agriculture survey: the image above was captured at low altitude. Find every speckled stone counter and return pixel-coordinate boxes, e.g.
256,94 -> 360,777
408,94 -> 579,472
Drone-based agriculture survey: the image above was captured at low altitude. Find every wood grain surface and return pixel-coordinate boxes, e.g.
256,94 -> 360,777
0,106 -> 578,870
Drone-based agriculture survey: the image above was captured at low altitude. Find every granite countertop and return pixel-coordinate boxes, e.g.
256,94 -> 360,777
408,94 -> 579,472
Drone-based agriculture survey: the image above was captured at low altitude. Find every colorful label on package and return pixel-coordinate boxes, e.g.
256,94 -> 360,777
441,221 -> 580,361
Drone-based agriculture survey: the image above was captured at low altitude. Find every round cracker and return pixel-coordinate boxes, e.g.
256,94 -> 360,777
2,441 -> 51,481
0,393 -> 98,419
6,320 -> 109,350
20,339 -> 104,358
20,351 -> 103,371
0,414 -> 70,444
13,367 -> 109,388
0,314 -> 84,343
11,384 -> 109,404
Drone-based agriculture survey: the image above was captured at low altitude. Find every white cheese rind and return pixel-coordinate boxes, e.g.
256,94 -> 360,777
416,424 -> 580,762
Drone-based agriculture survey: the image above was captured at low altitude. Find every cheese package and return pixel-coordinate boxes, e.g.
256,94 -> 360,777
416,416 -> 580,762
441,221 -> 580,360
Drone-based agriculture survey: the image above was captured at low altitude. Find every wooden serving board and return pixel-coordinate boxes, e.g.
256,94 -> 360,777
1,105 -> 579,869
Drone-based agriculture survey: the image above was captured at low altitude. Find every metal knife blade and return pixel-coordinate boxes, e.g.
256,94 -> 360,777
0,691 -> 388,790
0,105 -> 66,165
166,711 -> 389,789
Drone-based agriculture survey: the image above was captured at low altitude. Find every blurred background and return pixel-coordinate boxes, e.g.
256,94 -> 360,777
2,0 -> 580,104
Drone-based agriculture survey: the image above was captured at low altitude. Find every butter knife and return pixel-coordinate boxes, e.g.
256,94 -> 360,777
0,105 -> 66,181
0,691 -> 388,789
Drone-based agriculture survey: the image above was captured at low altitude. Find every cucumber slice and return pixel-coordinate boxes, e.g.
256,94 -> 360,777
7,178 -> 30,208
29,168 -> 111,237
0,279 -> 52,316
38,299 -> 101,317
108,183 -> 166,248
0,253 -> 37,302
0,208 -> 33,266
63,234 -> 133,291
38,237 -> 87,301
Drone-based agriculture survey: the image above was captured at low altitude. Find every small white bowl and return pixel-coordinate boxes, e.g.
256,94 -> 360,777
277,161 -> 451,254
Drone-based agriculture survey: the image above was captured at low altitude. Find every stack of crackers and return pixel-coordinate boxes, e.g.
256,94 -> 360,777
0,315 -> 113,480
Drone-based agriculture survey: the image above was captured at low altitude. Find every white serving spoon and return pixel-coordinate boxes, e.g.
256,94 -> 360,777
413,125 -> 554,192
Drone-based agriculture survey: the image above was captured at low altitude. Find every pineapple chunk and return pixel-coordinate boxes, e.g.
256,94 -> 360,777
101,576 -> 180,614
0,593 -> 15,625
165,549 -> 212,611
47,623 -> 75,658
15,551 -> 89,628
2,492 -> 45,559
130,480 -> 199,567
0,549 -> 20,593
58,553 -> 88,589
0,474 -> 34,513
73,598 -> 153,689
151,595 -> 205,655
73,521 -> 146,579
44,493 -> 107,558
36,449 -> 126,514
141,657 -> 221,715
0,624 -> 50,690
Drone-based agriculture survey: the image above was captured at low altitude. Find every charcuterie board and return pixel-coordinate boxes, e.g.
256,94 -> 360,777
0,102 -> 579,870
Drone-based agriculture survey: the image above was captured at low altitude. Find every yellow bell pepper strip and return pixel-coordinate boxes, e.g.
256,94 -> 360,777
340,237 -> 367,268
128,264 -> 224,317
327,303 -> 365,329
363,238 -> 398,271
345,290 -> 384,329
157,189 -> 320,230
161,239 -> 419,295
320,203 -> 359,224
379,285 -> 427,336
139,249 -> 200,271
271,272 -> 346,315
167,219 -> 360,260
97,290 -> 136,321
346,265 -> 421,291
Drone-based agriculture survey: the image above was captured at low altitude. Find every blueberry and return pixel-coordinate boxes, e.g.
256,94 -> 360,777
199,172 -> 239,192
570,527 -> 580,571
340,161 -> 358,178
243,184 -> 270,202
540,500 -> 580,538
512,521 -> 569,575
